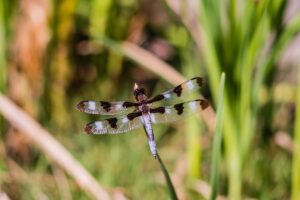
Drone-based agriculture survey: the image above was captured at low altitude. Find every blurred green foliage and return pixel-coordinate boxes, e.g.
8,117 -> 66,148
0,0 -> 300,199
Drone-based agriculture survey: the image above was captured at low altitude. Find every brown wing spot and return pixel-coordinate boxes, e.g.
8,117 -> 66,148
147,94 -> 165,104
127,111 -> 142,120
84,124 -> 93,134
173,85 -> 183,97
174,103 -> 184,115
123,101 -> 139,108
150,107 -> 165,114
107,118 -> 118,128
200,99 -> 209,110
76,101 -> 86,111
193,77 -> 205,87
100,101 -> 111,112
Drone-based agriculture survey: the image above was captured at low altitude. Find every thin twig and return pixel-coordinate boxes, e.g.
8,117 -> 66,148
0,94 -> 126,200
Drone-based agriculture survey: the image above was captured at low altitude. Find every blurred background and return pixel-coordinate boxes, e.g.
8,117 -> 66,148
0,0 -> 300,199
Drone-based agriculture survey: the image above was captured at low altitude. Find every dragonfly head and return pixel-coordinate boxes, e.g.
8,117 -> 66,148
133,83 -> 146,101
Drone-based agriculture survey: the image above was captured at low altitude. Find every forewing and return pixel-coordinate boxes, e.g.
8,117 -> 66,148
76,100 -> 139,115
84,111 -> 143,134
147,77 -> 205,105
149,99 -> 209,124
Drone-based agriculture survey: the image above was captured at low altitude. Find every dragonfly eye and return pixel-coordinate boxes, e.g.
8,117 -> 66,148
133,88 -> 146,98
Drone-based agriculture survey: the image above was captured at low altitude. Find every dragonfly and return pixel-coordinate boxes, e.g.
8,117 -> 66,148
76,77 -> 209,159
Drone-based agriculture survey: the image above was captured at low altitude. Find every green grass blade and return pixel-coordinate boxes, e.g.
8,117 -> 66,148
0,0 -> 7,93
186,116 -> 202,178
239,15 -> 269,160
89,0 -> 112,40
0,0 -> 7,134
157,153 -> 178,200
199,4 -> 241,198
209,73 -> 225,200
291,66 -> 300,200
253,13 -> 300,104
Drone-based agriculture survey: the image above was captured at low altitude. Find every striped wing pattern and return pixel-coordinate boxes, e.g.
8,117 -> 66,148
149,99 -> 209,124
77,77 -> 209,135
76,100 -> 139,115
84,111 -> 143,134
147,77 -> 205,104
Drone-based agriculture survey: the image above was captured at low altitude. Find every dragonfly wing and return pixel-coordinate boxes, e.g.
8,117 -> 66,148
76,100 -> 139,115
147,77 -> 205,105
84,111 -> 143,134
149,99 -> 209,124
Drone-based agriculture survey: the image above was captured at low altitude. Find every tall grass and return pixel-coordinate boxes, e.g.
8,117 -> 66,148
210,73 -> 225,200
0,0 -> 7,133
291,66 -> 300,200
0,0 -> 7,89
192,1 -> 300,199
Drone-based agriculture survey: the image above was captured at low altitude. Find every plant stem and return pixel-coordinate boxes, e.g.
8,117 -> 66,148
156,153 -> 178,200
